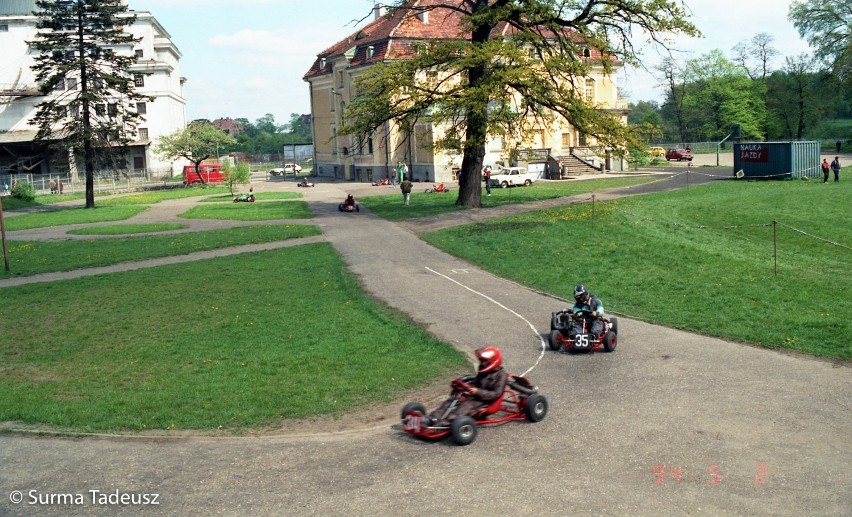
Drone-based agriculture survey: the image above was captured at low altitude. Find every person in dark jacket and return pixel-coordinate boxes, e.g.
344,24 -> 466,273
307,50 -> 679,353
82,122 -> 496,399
570,284 -> 605,339
426,346 -> 508,426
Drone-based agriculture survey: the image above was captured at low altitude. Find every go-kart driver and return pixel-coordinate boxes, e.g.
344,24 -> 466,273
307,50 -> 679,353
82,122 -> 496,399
425,346 -> 508,427
570,284 -> 605,339
344,194 -> 356,208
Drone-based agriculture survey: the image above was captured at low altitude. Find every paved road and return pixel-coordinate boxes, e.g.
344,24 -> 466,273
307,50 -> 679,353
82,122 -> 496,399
1,172 -> 849,516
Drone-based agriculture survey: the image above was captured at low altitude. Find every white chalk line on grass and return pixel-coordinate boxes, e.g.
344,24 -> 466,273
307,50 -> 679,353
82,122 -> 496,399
425,267 -> 546,377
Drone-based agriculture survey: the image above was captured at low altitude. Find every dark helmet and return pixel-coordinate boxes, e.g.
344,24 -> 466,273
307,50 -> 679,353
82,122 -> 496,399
475,346 -> 502,373
573,284 -> 589,303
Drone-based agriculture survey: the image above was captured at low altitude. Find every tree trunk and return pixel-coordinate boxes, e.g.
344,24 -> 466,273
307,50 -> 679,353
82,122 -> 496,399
454,3 -> 491,208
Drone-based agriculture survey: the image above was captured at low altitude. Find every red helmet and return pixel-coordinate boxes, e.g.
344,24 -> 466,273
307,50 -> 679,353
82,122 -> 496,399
476,346 -> 502,373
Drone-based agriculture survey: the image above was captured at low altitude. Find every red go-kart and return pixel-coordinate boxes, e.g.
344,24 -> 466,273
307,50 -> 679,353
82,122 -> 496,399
401,374 -> 547,446
338,195 -> 360,212
371,178 -> 390,186
549,309 -> 618,353
424,182 -> 450,193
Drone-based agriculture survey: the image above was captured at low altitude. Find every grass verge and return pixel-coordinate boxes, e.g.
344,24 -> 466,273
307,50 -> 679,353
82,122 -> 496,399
4,205 -> 149,231
0,244 -> 467,432
359,177 -> 658,221
68,223 -> 187,235
423,179 -> 851,359
1,225 -> 320,277
180,201 -> 312,220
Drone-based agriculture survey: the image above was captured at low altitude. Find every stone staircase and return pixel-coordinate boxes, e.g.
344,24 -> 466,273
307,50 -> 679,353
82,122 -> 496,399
556,153 -> 602,177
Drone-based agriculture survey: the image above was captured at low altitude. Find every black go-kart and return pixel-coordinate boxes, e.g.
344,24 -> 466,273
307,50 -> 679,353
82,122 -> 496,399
549,309 -> 618,353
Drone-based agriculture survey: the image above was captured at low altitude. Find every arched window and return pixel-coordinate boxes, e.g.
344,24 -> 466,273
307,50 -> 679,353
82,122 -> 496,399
582,48 -> 591,59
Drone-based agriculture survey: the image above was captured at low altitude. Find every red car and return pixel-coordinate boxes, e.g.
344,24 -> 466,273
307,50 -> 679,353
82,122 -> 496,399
665,148 -> 693,161
401,375 -> 547,446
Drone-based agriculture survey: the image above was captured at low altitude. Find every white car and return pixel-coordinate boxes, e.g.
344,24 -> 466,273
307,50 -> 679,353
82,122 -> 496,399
269,163 -> 303,176
489,166 -> 537,188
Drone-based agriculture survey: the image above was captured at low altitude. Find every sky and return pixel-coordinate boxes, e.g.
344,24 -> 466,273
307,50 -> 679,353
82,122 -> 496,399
128,0 -> 814,126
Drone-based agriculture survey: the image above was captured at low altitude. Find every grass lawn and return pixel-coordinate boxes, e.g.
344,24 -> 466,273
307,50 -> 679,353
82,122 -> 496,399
198,192 -> 302,202
0,244 -> 467,432
360,176 -> 658,221
180,201 -> 312,220
1,225 -> 321,277
4,205 -> 149,231
424,179 -> 851,359
68,223 -> 187,235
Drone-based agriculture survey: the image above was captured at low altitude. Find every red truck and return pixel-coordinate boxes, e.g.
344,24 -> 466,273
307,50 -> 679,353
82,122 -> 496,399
183,164 -> 224,185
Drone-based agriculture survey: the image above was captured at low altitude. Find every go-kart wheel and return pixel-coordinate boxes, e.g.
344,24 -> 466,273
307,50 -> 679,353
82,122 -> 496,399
338,204 -> 343,211
355,205 -> 360,212
609,316 -> 619,335
450,416 -> 477,446
400,402 -> 426,421
524,394 -> 548,422
548,329 -> 562,351
603,331 -> 617,352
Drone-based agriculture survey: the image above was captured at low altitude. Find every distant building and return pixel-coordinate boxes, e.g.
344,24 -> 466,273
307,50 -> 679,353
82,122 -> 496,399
0,1 -> 187,178
304,1 -> 627,182
212,118 -> 245,137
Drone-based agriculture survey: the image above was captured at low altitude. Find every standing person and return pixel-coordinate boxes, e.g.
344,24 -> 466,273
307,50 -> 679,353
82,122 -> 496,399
830,156 -> 841,183
822,159 -> 831,183
483,165 -> 492,196
400,174 -> 412,206
395,160 -> 406,185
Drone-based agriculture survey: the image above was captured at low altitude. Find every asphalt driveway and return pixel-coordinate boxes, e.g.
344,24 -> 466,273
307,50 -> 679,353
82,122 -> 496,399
0,171 -> 849,516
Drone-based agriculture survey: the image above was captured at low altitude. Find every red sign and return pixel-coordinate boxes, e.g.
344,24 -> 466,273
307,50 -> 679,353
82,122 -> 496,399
740,146 -> 769,163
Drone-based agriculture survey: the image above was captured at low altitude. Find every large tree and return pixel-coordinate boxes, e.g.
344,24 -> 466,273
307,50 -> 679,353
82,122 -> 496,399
789,0 -> 852,82
340,0 -> 698,208
156,122 -> 236,184
30,0 -> 148,209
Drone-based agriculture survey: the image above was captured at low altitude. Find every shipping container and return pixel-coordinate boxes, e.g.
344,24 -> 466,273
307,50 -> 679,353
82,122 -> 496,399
733,141 -> 820,179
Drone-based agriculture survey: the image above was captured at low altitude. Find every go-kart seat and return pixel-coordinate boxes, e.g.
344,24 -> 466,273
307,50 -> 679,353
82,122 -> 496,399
474,389 -> 507,418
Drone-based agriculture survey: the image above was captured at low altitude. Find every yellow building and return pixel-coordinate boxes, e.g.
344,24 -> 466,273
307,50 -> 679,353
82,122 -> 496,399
304,3 -> 628,183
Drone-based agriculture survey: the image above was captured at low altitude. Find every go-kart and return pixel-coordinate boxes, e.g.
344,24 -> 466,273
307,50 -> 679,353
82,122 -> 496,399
549,309 -> 618,353
338,196 -> 360,212
401,374 -> 547,446
371,178 -> 390,186
233,194 -> 255,203
424,182 -> 450,193
297,179 -> 314,187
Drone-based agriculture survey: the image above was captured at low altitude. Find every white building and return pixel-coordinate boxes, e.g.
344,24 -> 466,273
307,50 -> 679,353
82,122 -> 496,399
0,1 -> 186,179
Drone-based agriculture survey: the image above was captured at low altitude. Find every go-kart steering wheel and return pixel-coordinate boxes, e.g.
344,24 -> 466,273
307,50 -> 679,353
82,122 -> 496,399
451,378 -> 474,392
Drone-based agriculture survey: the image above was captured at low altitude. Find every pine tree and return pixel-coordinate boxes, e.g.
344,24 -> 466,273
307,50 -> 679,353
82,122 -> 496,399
30,0 -> 149,208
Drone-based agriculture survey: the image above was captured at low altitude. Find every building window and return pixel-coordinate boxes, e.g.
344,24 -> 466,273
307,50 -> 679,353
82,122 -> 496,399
337,70 -> 344,87
582,48 -> 591,58
53,77 -> 65,91
585,78 -> 595,102
367,46 -> 374,59
134,74 -> 145,87
134,49 -> 143,59
367,136 -> 373,155
138,128 -> 149,140
107,103 -> 117,117
67,78 -> 77,91
94,103 -> 105,116
330,91 -> 335,112
71,105 -> 80,118
0,25 -> 8,32
561,132 -> 570,148
136,102 -> 147,114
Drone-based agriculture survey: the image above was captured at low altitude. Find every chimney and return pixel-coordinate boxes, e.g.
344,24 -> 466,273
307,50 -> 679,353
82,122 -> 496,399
374,3 -> 386,20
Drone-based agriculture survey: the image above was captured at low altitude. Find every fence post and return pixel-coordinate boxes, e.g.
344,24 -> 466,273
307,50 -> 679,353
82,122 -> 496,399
773,220 -> 778,277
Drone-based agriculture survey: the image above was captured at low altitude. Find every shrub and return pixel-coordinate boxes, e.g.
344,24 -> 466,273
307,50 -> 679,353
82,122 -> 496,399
11,181 -> 35,202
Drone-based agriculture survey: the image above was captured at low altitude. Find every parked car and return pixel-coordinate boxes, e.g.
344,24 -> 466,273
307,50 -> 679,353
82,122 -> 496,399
665,148 -> 693,161
648,146 -> 666,157
183,164 -> 224,185
489,166 -> 538,188
269,163 -> 303,176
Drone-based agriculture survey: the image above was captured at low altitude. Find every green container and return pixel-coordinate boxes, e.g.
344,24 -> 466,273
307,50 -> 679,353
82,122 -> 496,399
733,141 -> 821,179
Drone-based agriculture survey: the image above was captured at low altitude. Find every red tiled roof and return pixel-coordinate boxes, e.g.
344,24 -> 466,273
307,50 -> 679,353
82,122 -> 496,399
304,1 -> 617,79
